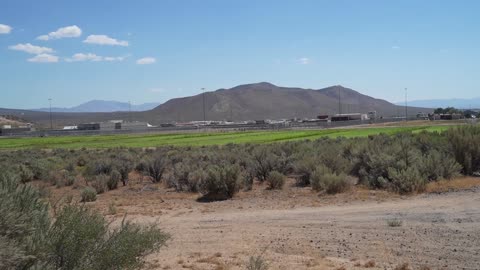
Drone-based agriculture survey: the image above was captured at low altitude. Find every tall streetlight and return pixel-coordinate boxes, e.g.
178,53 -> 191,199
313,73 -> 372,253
202,88 -> 206,122
48,98 -> 53,129
404,88 -> 408,121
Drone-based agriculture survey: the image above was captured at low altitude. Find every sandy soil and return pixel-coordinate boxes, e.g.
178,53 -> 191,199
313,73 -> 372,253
48,177 -> 480,270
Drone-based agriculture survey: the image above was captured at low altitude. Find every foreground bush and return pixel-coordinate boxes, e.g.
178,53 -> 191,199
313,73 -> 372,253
0,173 -> 49,269
0,173 -> 169,270
46,205 -> 169,270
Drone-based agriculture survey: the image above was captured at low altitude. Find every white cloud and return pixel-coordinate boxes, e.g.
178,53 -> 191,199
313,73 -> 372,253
9,43 -> 54,54
83,35 -> 129,46
136,57 -> 156,65
392,45 -> 400,49
65,53 -> 126,62
27,54 -> 59,63
0,24 -> 12,34
299,57 -> 310,65
37,25 -> 82,40
104,56 -> 126,61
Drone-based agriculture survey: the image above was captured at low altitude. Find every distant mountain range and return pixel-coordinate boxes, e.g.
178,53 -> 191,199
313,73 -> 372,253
32,100 -> 161,113
1,82 -> 432,127
395,98 -> 480,109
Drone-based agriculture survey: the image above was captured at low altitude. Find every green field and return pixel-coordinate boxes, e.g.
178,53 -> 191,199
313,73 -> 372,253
0,125 -> 453,150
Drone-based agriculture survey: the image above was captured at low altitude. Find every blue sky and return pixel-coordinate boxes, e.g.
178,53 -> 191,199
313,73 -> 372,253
1,0 -> 479,109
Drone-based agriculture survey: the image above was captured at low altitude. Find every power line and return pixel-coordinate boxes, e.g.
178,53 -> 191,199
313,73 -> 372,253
48,98 -> 53,130
404,88 -> 408,121
202,88 -> 206,121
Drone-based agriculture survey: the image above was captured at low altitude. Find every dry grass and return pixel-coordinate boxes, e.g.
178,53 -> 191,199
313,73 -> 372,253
364,260 -> 376,268
394,262 -> 412,270
426,177 -> 480,193
386,218 -> 403,227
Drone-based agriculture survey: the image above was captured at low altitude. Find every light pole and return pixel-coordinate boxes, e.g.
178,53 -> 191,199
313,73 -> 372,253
202,88 -> 206,122
404,88 -> 408,121
338,87 -> 342,114
48,98 -> 53,129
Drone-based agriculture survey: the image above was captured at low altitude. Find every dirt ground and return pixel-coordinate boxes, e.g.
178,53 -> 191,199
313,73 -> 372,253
47,176 -> 480,270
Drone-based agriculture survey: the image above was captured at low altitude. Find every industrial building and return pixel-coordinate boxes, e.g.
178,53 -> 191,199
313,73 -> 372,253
76,120 -> 150,131
330,113 -> 368,122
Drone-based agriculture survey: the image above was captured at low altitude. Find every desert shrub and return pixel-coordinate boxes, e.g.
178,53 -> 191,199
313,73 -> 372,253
166,161 -> 202,192
199,164 -> 242,200
293,155 -> 317,186
112,154 -> 134,183
81,187 -> 97,202
420,150 -> 461,181
0,172 -> 50,269
266,171 -> 285,190
54,170 -> 75,188
447,126 -> 480,175
388,167 -> 425,194
77,156 -> 87,167
1,169 -> 169,269
247,255 -> 269,270
29,158 -> 52,180
18,164 -> 34,183
107,170 -> 121,190
145,155 -> 167,183
46,205 -> 169,270
317,141 -> 352,174
91,174 -> 108,194
85,159 -> 113,177
251,146 -> 291,182
311,165 -> 350,194
386,218 -> 403,227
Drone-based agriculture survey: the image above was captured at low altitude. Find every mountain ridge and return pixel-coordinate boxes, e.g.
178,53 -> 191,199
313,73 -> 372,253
32,100 -> 161,113
1,82 -> 433,127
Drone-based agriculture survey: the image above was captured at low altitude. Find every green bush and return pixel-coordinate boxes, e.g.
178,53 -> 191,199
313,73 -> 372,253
107,170 -> 121,190
199,164 -> 242,200
46,205 -> 169,270
293,155 -> 317,187
18,164 -> 34,183
91,174 -> 108,194
0,172 -> 50,269
388,167 -> 425,194
447,126 -> 480,175
0,172 -> 169,270
266,171 -> 285,190
311,165 -> 350,194
81,187 -> 97,202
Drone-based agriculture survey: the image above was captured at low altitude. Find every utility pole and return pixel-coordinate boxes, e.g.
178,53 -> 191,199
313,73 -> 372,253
338,88 -> 342,114
404,88 -> 408,121
128,101 -> 131,122
48,98 -> 53,129
202,88 -> 206,122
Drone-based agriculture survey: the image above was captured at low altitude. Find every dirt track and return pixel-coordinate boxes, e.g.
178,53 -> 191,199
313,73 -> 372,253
49,177 -> 480,270
124,187 -> 480,269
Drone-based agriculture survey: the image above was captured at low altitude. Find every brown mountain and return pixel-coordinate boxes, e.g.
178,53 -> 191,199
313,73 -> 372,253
149,82 -> 428,122
0,82 -> 430,127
